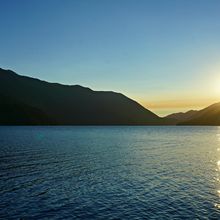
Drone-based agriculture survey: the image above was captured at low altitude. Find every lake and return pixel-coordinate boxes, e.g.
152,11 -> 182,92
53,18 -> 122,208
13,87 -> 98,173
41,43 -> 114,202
0,126 -> 220,219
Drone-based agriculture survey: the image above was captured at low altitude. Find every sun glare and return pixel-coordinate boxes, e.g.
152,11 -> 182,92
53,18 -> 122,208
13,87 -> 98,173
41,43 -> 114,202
213,78 -> 220,97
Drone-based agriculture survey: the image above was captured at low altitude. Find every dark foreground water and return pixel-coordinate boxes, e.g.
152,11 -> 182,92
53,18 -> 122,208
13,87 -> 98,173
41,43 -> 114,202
1,126 -> 220,219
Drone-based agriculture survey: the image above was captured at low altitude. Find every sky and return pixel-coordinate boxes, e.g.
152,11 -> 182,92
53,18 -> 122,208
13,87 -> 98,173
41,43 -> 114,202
1,0 -> 220,116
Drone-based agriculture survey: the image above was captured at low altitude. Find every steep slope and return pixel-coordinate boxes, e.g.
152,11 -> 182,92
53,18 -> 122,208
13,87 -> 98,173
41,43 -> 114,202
179,102 -> 220,125
0,68 -> 167,125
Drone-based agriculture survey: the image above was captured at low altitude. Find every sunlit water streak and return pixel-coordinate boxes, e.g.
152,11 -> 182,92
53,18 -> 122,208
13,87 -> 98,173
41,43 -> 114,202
0,126 -> 220,219
214,128 -> 220,210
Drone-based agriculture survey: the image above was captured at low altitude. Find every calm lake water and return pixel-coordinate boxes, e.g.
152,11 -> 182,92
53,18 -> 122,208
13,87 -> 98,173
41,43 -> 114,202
1,126 -> 220,219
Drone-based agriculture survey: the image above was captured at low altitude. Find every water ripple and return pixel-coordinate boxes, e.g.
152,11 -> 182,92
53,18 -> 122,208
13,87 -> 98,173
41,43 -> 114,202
0,126 -> 220,219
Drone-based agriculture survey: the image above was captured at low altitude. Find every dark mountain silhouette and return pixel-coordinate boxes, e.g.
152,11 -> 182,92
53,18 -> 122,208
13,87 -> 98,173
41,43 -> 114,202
0,94 -> 54,125
178,102 -> 220,125
0,68 -> 171,125
165,110 -> 198,123
165,103 -> 220,125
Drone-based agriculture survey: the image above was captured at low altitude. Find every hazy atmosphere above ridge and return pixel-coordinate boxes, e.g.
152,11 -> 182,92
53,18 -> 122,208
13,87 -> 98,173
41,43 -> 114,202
1,0 -> 220,115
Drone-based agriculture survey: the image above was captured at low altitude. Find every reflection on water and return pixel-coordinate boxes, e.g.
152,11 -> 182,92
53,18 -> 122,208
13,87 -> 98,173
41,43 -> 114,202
0,126 -> 220,219
215,130 -> 220,209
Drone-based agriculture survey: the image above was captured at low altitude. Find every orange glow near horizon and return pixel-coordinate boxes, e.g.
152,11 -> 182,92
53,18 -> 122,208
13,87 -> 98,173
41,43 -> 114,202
131,71 -> 220,117
139,97 -> 220,117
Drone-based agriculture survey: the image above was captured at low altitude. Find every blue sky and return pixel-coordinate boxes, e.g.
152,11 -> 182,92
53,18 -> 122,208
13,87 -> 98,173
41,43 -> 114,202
1,0 -> 220,115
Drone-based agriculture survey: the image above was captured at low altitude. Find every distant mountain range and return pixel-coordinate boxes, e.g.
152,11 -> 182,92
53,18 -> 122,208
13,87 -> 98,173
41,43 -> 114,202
0,68 -> 173,125
165,103 -> 220,125
0,68 -> 219,125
